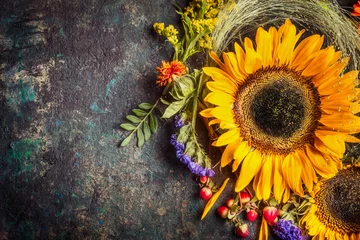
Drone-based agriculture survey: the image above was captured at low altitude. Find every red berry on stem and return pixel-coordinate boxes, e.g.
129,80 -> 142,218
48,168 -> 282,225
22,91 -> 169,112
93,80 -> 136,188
236,224 -> 249,238
263,206 -> 278,223
217,206 -> 229,218
246,210 -> 258,222
199,176 -> 208,184
239,191 -> 251,204
226,198 -> 235,208
199,187 -> 212,200
268,217 -> 278,226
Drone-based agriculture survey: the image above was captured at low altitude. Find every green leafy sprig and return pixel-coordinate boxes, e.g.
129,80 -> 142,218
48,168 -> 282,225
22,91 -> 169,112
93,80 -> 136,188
120,101 -> 159,147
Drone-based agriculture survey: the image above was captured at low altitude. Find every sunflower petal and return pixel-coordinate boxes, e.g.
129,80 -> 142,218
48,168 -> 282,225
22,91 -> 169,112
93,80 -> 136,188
305,145 -> 337,178
223,52 -> 246,82
220,140 -> 241,167
211,107 -> 234,122
203,67 -> 237,85
259,216 -> 269,240
232,141 -> 251,171
258,157 -> 273,200
273,154 -> 286,203
244,37 -> 262,74
200,108 -> 214,118
213,128 -> 240,147
314,133 -> 346,158
209,51 -> 225,69
292,35 -> 324,67
301,46 -> 336,77
204,92 -> 235,107
256,27 -> 273,67
282,152 -> 303,196
206,81 -> 237,95
235,149 -> 263,192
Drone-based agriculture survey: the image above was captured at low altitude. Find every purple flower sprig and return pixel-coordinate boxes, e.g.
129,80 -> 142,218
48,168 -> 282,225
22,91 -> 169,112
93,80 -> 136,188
273,219 -> 305,240
174,115 -> 185,128
170,134 -> 215,177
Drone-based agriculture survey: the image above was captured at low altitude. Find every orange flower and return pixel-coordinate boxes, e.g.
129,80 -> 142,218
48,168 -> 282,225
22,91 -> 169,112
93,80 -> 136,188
352,1 -> 360,16
156,60 -> 186,86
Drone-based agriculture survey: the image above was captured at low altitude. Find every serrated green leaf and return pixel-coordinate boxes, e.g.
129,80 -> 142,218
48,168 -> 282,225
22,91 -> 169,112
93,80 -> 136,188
137,128 -> 144,147
138,103 -> 153,110
149,114 -> 158,133
177,124 -> 191,143
120,123 -> 136,131
126,115 -> 141,123
184,139 -> 195,157
120,134 -> 133,147
132,108 -> 147,117
162,99 -> 186,118
143,121 -> 151,141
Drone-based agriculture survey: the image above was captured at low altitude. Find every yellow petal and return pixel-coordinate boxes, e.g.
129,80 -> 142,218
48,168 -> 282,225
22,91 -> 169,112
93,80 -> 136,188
213,128 -> 240,147
259,216 -> 269,240
277,24 -> 304,65
209,51 -> 225,69
273,154 -> 285,203
204,92 -> 235,107
319,113 -> 360,133
200,108 -> 214,118
305,145 -> 337,178
203,67 -> 237,85
235,149 -> 263,192
211,107 -> 234,122
223,52 -> 246,82
282,152 -> 303,196
234,42 -> 247,75
297,150 -> 317,192
258,156 -> 273,200
232,141 -> 251,171
244,37 -> 262,74
221,139 -> 241,167
208,119 -> 221,126
255,27 -> 273,67
219,120 -> 238,129
201,178 -> 230,220
300,46 -> 336,77
206,81 -> 237,95
314,133 -> 345,158
292,35 -> 324,67
269,26 -> 279,62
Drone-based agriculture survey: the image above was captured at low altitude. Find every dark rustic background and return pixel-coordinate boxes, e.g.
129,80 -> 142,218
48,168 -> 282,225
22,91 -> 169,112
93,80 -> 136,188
0,0 -> 355,239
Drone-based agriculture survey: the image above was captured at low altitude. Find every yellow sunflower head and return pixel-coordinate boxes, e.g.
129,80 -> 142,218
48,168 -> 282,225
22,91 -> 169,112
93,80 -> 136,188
301,163 -> 360,240
200,19 -> 360,203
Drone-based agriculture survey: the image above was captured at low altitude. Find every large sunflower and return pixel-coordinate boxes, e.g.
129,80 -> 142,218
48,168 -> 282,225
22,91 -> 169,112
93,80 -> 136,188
200,19 -> 360,203
301,164 -> 360,240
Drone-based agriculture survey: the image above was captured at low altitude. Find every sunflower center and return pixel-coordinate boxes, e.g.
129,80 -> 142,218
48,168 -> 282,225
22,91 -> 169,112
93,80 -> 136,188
251,80 -> 305,138
234,66 -> 321,154
315,166 -> 360,234
316,166 -> 360,231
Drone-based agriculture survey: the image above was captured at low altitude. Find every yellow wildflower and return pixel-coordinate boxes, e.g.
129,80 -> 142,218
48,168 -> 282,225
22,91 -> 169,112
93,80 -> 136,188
153,22 -> 165,34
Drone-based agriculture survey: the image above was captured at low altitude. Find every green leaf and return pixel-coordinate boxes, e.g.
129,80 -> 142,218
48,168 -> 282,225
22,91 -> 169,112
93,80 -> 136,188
132,108 -> 147,117
137,128 -> 145,147
126,115 -> 141,123
120,123 -> 136,131
143,121 -> 151,141
149,114 -> 158,133
160,97 -> 170,105
121,134 -> 133,147
138,103 -> 153,110
162,99 -> 186,118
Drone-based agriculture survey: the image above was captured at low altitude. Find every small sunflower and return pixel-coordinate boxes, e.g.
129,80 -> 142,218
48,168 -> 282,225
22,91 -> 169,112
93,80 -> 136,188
200,19 -> 360,203
301,164 -> 360,240
156,60 -> 186,86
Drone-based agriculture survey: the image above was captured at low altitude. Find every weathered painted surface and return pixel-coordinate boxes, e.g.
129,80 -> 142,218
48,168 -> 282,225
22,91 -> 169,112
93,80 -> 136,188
0,0 -> 356,239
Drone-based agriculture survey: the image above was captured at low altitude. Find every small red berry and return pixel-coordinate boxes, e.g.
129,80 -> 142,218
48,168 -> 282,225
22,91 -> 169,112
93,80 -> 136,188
268,217 -> 278,226
226,198 -> 235,208
246,210 -> 258,222
199,176 -> 208,184
217,206 -> 229,218
236,224 -> 249,238
263,206 -> 278,223
199,187 -> 212,200
239,191 -> 251,204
